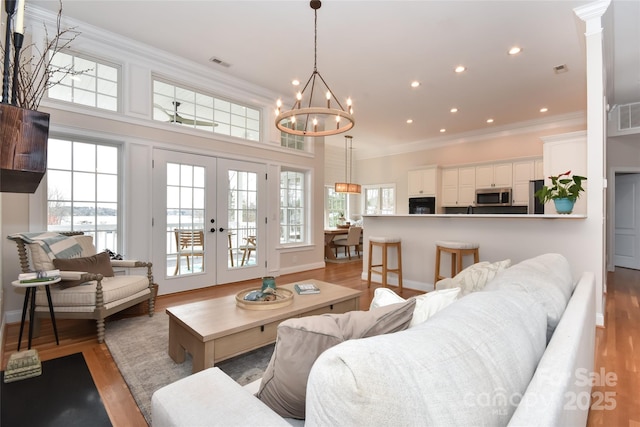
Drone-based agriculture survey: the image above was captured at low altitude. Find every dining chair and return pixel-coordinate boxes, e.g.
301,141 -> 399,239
333,226 -> 362,259
174,229 -> 205,275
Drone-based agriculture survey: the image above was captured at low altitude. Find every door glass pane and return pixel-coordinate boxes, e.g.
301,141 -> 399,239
167,162 -> 206,276
227,170 -> 258,268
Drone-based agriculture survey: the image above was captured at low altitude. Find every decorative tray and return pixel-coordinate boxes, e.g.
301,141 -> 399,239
235,287 -> 294,310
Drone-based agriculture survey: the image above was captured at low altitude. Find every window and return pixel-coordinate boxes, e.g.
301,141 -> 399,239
280,170 -> 306,244
325,186 -> 347,227
47,138 -> 120,253
363,184 -> 396,214
153,79 -> 260,142
47,51 -> 119,111
280,120 -> 306,151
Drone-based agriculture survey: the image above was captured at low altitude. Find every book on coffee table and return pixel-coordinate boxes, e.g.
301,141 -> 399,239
294,283 -> 320,295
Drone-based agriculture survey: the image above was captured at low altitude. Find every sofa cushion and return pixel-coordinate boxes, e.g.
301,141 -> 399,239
369,287 -> 461,327
29,235 -> 96,271
305,290 -> 548,427
53,251 -> 115,288
256,299 -> 416,419
34,275 -> 150,309
435,259 -> 511,296
483,253 -> 574,341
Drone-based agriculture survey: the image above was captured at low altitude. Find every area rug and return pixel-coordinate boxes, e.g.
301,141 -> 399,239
104,312 -> 273,425
325,252 -> 363,264
1,352 -> 111,427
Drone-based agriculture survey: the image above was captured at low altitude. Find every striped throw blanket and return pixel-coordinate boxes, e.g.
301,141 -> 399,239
8,232 -> 83,260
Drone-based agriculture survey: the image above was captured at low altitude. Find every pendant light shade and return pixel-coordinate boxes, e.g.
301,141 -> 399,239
335,135 -> 360,194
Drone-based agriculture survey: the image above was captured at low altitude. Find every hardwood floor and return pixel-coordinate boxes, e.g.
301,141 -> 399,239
1,261 -> 638,426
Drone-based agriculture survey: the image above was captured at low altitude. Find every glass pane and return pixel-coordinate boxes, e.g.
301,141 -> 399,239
48,139 -> 72,169
96,145 -> 118,173
73,172 -> 96,201
168,161 -> 206,277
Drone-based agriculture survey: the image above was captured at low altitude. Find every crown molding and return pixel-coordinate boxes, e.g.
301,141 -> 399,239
356,111 -> 586,160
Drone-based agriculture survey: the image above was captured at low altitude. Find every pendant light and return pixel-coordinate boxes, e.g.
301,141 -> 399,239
335,135 -> 360,194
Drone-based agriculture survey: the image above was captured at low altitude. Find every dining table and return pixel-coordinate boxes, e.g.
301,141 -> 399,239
324,228 -> 351,260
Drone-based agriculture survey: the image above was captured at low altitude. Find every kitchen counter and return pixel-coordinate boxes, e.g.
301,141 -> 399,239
365,214 -> 587,219
361,213 -> 592,295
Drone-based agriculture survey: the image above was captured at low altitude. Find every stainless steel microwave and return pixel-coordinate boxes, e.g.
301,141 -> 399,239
475,188 -> 512,207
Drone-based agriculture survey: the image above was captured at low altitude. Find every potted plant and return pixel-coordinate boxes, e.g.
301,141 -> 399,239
535,170 -> 587,214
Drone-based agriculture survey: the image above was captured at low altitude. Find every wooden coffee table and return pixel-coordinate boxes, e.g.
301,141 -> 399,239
166,280 -> 361,373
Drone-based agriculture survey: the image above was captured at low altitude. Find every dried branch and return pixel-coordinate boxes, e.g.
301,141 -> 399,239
0,0 -> 88,110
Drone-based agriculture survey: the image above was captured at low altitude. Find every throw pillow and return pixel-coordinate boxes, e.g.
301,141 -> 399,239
52,251 -> 115,289
435,259 -> 511,296
369,287 -> 461,327
256,299 -> 416,419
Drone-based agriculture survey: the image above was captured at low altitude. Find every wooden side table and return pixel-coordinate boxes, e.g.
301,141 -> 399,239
11,278 -> 61,350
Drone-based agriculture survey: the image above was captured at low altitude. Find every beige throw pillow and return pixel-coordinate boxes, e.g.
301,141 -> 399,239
369,287 -> 461,327
435,259 -> 511,296
256,299 -> 416,419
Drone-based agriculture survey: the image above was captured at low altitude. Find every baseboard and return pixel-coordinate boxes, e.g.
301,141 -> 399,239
4,309 -> 22,324
360,272 -> 433,293
278,261 -> 326,276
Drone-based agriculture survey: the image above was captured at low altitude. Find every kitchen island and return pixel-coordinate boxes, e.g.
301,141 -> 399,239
362,213 -> 591,295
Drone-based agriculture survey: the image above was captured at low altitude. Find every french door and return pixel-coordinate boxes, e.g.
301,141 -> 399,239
152,149 -> 266,294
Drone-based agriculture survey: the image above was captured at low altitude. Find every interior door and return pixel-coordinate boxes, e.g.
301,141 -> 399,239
216,158 -> 267,284
615,173 -> 640,269
152,149 -> 217,294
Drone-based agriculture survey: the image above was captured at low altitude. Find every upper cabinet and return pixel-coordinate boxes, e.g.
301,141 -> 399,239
475,162 -> 512,189
441,166 -> 475,206
512,160 -> 535,205
408,166 -> 439,196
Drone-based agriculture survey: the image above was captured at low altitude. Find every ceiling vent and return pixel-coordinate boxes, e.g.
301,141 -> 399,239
618,102 -> 640,131
209,57 -> 231,68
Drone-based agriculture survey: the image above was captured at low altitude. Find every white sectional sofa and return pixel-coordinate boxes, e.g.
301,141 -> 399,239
151,253 -> 596,426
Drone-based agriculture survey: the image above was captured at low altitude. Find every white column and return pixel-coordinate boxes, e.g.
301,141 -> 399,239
574,0 -> 611,326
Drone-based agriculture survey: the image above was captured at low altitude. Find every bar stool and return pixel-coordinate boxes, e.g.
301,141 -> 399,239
434,240 -> 480,283
367,236 -> 403,292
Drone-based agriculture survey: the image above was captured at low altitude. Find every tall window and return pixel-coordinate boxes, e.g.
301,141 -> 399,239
280,170 -> 306,244
153,79 -> 260,142
47,51 -> 119,111
363,184 -> 396,214
47,138 -> 120,252
325,186 -> 347,227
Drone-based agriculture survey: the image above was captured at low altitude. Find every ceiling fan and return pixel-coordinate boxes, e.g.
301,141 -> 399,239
154,101 -> 218,127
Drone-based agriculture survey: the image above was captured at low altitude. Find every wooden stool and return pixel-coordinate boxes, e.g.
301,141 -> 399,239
367,236 -> 403,292
434,240 -> 480,283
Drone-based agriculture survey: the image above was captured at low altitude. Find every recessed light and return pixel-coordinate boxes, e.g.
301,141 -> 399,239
508,46 -> 522,55
454,65 -> 466,73
291,79 -> 300,86
486,118 -> 494,124
440,128 -> 446,133
540,107 -> 548,113
406,119 -> 413,124
450,107 -> 458,113
410,81 -> 420,88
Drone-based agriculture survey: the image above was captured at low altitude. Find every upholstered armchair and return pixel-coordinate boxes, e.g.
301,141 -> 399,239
8,232 -> 155,343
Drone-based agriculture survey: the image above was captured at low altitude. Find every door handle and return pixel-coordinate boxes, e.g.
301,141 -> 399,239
219,227 -> 225,232
210,228 -> 216,233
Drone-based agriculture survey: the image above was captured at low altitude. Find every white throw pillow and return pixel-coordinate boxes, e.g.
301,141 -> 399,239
369,287 -> 461,327
435,259 -> 511,296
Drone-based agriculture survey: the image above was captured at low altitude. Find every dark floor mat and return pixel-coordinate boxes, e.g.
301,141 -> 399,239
1,352 -> 111,427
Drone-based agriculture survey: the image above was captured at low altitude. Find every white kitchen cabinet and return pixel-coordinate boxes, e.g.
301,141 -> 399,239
458,166 -> 476,205
441,168 -> 458,206
475,162 -> 512,189
441,167 -> 475,206
512,160 -> 535,206
534,159 -> 544,180
408,166 -> 438,196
